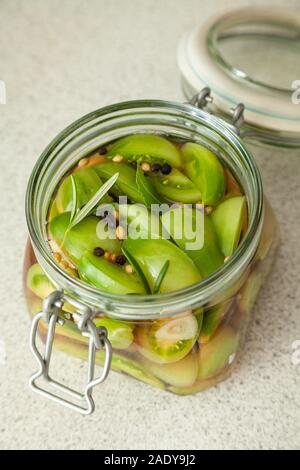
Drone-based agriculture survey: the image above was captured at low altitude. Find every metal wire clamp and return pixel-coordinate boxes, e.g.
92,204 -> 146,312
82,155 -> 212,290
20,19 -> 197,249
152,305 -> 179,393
29,290 -> 112,415
189,87 -> 245,135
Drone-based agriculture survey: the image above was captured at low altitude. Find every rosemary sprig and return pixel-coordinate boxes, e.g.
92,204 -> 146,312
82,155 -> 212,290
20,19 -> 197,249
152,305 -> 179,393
121,246 -> 151,294
69,175 -> 78,224
153,260 -> 170,294
69,172 -> 119,229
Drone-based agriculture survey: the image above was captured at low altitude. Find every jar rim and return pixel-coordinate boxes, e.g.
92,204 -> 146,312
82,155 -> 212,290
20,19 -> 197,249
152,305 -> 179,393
25,99 -> 264,319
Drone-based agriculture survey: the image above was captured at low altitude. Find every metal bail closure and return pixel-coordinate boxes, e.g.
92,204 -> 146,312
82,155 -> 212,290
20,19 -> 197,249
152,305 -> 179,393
29,290 -> 112,415
189,87 -> 245,135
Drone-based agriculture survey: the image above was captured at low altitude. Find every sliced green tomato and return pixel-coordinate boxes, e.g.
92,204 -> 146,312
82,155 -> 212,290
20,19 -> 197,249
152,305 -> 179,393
143,351 -> 198,387
200,300 -> 233,344
237,264 -> 264,315
182,142 -> 225,205
122,238 -> 201,293
211,196 -> 247,257
94,161 -> 144,203
256,199 -> 278,260
78,252 -> 146,294
151,168 -> 202,203
49,212 -> 121,266
28,298 -> 43,317
54,166 -> 110,215
110,354 -> 165,389
136,314 -> 199,364
225,169 -> 242,198
107,134 -> 182,168
48,201 -> 59,220
169,377 -> 219,395
94,317 -> 134,349
26,264 -> 76,313
118,204 -> 165,239
27,264 -> 55,298
198,326 -> 239,380
161,207 -> 224,277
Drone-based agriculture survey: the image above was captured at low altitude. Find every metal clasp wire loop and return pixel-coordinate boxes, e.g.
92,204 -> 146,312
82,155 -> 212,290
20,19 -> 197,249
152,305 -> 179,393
29,291 -> 112,415
189,87 -> 245,135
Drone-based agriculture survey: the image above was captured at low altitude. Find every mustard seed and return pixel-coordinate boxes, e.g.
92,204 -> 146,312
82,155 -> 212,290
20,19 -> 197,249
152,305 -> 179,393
112,155 -> 124,163
141,162 -> 151,172
78,158 -> 88,168
116,225 -> 126,240
205,206 -> 213,215
110,253 -> 117,263
53,252 -> 62,263
125,264 -> 134,274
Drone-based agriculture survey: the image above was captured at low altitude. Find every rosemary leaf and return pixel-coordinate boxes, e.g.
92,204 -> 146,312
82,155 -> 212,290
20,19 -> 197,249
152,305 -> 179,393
69,172 -> 119,229
153,260 -> 170,294
69,175 -> 78,223
121,246 -> 151,294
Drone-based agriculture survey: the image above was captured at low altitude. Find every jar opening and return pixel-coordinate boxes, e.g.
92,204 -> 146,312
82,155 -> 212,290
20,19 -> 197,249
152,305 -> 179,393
209,10 -> 300,95
25,99 -> 263,319
177,7 -> 300,146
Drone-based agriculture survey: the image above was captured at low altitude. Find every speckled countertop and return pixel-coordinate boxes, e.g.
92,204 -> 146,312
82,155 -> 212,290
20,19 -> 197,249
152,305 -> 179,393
0,0 -> 299,450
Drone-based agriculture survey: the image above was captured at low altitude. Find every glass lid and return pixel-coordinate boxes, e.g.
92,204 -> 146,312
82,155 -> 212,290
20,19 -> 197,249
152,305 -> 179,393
177,7 -> 300,147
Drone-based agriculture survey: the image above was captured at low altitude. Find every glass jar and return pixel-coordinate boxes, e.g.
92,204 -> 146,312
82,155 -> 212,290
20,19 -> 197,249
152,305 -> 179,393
24,99 -> 279,413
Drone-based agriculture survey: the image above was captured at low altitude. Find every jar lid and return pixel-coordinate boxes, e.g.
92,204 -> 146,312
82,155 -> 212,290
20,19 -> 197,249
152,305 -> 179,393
177,7 -> 300,146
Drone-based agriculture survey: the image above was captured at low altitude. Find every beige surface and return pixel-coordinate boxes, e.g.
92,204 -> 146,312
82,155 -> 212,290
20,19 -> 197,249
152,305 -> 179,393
0,0 -> 299,450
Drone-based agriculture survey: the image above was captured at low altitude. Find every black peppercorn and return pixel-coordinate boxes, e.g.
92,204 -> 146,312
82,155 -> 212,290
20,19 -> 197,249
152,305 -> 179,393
161,163 -> 172,175
98,146 -> 107,155
151,163 -> 162,173
93,247 -> 105,257
115,254 -> 127,266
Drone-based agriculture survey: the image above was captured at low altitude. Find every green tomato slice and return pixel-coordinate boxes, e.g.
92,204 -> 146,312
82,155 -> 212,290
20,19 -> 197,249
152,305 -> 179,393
53,167 -> 110,215
151,168 -> 202,203
107,134 -> 182,168
161,206 -> 224,277
94,317 -> 134,349
198,326 -> 239,380
237,264 -> 264,315
122,238 -> 201,293
78,252 -> 146,294
136,163 -> 162,207
182,142 -> 225,205
94,161 -> 144,203
211,196 -> 247,257
142,351 -> 198,387
27,264 -> 55,299
200,300 -> 233,344
136,314 -> 200,364
49,212 -> 121,266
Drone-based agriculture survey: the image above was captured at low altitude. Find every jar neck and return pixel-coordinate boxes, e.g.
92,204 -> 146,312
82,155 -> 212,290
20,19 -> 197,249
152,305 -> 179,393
26,99 -> 264,320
